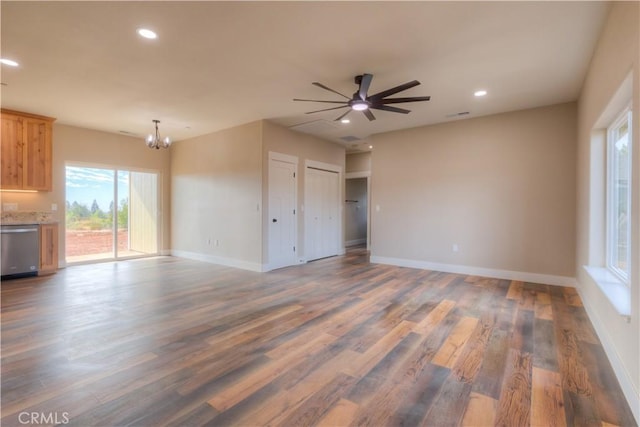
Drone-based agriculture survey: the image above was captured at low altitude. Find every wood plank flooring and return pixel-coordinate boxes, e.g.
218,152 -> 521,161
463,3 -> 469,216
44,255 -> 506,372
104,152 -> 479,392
1,247 -> 636,426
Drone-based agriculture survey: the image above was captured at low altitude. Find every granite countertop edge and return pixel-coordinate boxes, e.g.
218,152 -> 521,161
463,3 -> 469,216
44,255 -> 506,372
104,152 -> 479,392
1,211 -> 58,226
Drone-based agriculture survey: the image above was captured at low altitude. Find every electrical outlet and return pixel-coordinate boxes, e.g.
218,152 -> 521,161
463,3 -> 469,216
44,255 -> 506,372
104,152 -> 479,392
452,244 -> 459,252
51,203 -> 58,211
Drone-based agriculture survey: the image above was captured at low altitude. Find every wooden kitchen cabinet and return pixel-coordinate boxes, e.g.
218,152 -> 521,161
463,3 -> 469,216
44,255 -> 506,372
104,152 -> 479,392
1,109 -> 55,191
39,223 -> 58,275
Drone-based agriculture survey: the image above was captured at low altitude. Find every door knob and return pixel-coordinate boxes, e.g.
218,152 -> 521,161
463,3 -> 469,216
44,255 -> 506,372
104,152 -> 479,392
272,218 -> 277,223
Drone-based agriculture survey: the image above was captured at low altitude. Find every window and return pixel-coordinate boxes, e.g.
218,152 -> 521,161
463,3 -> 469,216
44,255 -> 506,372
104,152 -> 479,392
606,106 -> 632,283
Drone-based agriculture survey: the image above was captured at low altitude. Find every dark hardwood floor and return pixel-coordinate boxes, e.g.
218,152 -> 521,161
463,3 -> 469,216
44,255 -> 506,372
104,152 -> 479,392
1,247 -> 636,426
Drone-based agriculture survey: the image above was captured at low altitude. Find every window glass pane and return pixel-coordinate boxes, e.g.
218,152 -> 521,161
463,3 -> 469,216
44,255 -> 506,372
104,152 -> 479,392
65,166 -> 115,262
608,110 -> 631,280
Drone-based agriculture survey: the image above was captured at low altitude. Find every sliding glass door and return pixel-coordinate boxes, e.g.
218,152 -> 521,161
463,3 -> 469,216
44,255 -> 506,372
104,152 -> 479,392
65,165 -> 159,263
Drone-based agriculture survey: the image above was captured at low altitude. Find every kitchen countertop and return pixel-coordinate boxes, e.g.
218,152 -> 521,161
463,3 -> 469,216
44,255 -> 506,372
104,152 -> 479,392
1,211 -> 58,225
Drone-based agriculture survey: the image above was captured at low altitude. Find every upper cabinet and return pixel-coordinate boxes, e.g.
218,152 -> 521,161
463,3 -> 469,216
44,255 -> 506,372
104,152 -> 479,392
1,109 -> 55,191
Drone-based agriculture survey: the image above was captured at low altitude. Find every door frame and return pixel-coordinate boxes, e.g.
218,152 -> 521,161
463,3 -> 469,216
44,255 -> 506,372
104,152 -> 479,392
345,171 -> 371,250
304,159 -> 344,261
267,151 -> 299,271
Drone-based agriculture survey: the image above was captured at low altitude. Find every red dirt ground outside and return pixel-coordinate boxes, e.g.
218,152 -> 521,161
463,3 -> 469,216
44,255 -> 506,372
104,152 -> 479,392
65,230 -> 129,257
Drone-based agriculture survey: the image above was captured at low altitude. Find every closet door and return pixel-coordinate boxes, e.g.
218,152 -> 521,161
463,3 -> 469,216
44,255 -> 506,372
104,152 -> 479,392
305,167 -> 340,261
322,169 -> 340,257
305,168 -> 322,261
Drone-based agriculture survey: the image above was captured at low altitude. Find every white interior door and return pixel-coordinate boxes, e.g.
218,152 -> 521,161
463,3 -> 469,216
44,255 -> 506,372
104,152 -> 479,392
268,156 -> 297,270
324,170 -> 340,256
305,167 -> 340,261
307,168 -> 323,260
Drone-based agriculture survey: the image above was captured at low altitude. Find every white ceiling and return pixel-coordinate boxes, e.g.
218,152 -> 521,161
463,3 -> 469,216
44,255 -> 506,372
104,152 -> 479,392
1,1 -> 608,152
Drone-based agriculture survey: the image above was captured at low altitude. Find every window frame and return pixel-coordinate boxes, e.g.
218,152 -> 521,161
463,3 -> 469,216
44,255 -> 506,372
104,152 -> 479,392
606,105 -> 632,284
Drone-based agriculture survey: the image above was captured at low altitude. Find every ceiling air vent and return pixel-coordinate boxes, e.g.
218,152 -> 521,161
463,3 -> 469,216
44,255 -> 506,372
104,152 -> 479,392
445,111 -> 470,118
340,135 -> 360,142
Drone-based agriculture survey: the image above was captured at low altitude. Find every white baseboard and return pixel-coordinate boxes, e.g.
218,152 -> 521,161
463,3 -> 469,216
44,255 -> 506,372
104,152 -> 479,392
171,250 -> 263,272
369,255 -> 577,287
576,285 -> 640,424
262,258 -> 308,273
346,238 -> 366,247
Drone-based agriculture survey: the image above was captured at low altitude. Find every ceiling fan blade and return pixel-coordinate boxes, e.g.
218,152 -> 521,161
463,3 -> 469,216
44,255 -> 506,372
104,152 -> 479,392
293,98 -> 349,104
305,105 -> 349,114
377,96 -> 431,104
368,80 -> 420,100
363,109 -> 376,121
370,104 -> 411,114
312,82 -> 351,100
358,74 -> 373,100
334,109 -> 351,121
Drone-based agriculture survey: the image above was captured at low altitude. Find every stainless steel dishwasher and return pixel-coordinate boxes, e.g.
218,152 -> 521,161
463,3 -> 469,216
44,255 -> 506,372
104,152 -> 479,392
1,224 -> 39,278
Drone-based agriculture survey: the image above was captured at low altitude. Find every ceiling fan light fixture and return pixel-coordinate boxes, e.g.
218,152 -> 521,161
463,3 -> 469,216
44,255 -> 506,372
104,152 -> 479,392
0,58 -> 19,67
137,28 -> 157,39
294,73 -> 430,122
351,101 -> 368,111
145,120 -> 171,149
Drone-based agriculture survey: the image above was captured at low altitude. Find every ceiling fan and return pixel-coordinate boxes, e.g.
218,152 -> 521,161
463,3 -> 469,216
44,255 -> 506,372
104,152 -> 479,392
293,73 -> 430,121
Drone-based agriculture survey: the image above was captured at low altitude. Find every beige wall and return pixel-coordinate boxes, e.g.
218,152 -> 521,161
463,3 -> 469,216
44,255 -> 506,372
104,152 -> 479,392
370,102 -> 577,279
346,152 -> 371,173
576,0 -> 639,412
170,121 -> 263,269
0,123 -> 172,265
169,119 -> 344,270
261,121 -> 345,263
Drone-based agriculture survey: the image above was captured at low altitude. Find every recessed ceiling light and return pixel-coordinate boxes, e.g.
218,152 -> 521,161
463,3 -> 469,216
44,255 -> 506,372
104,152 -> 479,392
0,58 -> 19,67
137,28 -> 157,39
474,90 -> 487,97
369,145 -> 373,149
341,119 -> 350,124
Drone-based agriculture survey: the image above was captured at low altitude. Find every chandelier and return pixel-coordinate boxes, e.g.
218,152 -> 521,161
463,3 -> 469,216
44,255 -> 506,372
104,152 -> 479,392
145,119 -> 171,149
